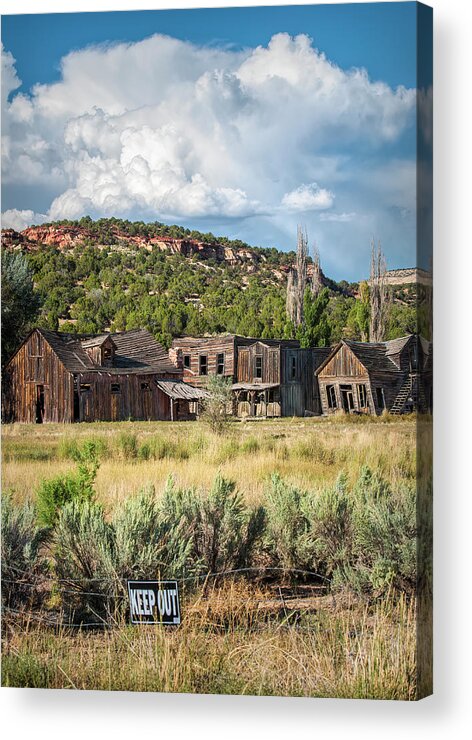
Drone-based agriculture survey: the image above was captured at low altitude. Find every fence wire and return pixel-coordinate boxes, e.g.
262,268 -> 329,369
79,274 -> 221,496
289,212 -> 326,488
2,565 -> 336,631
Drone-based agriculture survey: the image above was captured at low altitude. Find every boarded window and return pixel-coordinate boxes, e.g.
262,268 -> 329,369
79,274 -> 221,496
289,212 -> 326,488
183,354 -> 191,369
376,387 -> 386,410
357,384 -> 368,408
199,355 -> 208,376
327,385 -> 337,409
111,383 -> 121,394
141,381 -> 150,391
217,352 -> 225,375
28,357 -> 41,380
255,355 -> 263,379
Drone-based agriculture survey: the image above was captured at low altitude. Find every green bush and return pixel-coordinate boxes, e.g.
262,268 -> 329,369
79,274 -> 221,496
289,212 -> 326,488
1,495 -> 48,608
53,499 -> 115,619
241,437 -> 260,455
161,475 -> 265,574
111,486 -> 193,581
264,474 -> 315,572
36,441 -> 99,528
200,375 -> 233,435
137,436 -> 190,461
264,468 -> 417,596
58,436 -> 108,461
349,472 -> 417,595
117,431 -> 138,460
303,473 -> 354,579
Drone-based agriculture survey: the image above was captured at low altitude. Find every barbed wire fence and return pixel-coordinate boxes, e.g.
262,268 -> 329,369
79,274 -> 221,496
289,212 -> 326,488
2,566 -> 336,632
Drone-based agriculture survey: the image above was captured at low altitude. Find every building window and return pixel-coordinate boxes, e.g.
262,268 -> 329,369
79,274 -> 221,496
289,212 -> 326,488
183,354 -> 191,369
340,384 -> 355,412
376,387 -> 385,410
111,383 -> 121,394
409,344 -> 418,370
102,347 -> 113,364
255,355 -> 263,379
141,381 -> 150,391
290,355 -> 297,380
80,383 -> 92,393
357,384 -> 368,408
217,352 -> 225,375
199,355 -> 208,376
327,385 -> 337,409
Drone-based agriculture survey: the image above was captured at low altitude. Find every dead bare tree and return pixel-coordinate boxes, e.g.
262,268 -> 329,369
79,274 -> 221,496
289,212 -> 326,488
286,225 -> 309,327
369,238 -> 390,342
310,243 -> 323,298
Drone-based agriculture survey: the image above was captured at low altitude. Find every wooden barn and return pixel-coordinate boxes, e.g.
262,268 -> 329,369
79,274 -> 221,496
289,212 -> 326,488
2,328 -> 208,423
316,334 -> 432,416
171,335 -> 331,417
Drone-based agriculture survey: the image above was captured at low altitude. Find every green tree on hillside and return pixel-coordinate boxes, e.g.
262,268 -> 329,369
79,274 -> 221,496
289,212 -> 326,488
297,287 -> 331,348
1,250 -> 41,364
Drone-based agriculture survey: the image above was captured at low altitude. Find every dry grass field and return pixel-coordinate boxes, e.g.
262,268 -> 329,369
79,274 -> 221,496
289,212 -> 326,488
2,414 -> 417,507
1,414 -> 428,698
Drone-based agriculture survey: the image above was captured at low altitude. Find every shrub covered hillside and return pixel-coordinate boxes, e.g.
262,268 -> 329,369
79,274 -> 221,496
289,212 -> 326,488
1,217 -> 419,349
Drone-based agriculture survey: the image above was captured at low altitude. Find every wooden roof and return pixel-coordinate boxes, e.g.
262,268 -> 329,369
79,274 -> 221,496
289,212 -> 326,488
172,334 -> 300,349
81,334 -> 115,349
232,382 -> 279,391
315,334 -> 426,377
155,380 -> 209,400
36,328 -> 178,376
343,340 -> 399,374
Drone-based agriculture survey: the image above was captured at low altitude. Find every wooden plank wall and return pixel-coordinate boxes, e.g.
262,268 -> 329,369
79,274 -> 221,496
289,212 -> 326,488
173,336 -> 236,387
280,348 -> 321,416
2,331 -> 74,423
76,372 -> 176,422
317,344 -> 408,415
236,342 -> 280,384
319,344 -> 369,379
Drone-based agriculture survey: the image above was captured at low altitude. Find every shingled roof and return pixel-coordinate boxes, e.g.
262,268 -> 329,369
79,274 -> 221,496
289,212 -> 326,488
37,328 -> 178,375
316,335 -> 421,377
343,339 -> 400,374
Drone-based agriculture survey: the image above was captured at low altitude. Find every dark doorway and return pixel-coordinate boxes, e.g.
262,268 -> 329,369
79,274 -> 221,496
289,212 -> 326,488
73,392 -> 80,422
376,387 -> 386,411
73,377 -> 80,422
35,385 -> 45,423
340,384 -> 354,412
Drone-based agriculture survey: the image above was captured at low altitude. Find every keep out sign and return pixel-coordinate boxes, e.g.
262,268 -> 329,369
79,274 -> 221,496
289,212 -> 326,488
127,580 -> 181,625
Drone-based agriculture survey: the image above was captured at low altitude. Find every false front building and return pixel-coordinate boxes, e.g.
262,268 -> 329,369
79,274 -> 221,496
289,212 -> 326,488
171,334 -> 331,418
2,327 -> 208,423
316,334 -> 432,416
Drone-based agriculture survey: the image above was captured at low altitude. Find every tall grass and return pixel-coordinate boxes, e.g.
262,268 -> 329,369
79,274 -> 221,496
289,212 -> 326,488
2,418 -> 419,505
1,417 -> 427,699
1,587 -> 417,699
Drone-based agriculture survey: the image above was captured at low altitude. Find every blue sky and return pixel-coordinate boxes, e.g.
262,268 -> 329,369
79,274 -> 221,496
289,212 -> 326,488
1,3 -> 424,281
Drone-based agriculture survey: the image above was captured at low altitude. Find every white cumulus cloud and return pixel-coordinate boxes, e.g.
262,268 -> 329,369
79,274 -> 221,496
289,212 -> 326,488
282,183 -> 334,212
1,208 -> 48,231
1,32 -> 417,269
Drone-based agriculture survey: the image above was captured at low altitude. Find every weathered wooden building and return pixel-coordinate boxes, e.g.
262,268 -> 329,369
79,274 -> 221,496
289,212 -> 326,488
171,335 -> 331,417
316,334 -> 432,416
2,328 -> 208,423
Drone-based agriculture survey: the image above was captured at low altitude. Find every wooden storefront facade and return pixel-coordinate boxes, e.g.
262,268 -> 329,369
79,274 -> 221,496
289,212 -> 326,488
316,335 -> 432,416
2,328 -> 207,424
171,335 -> 330,418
